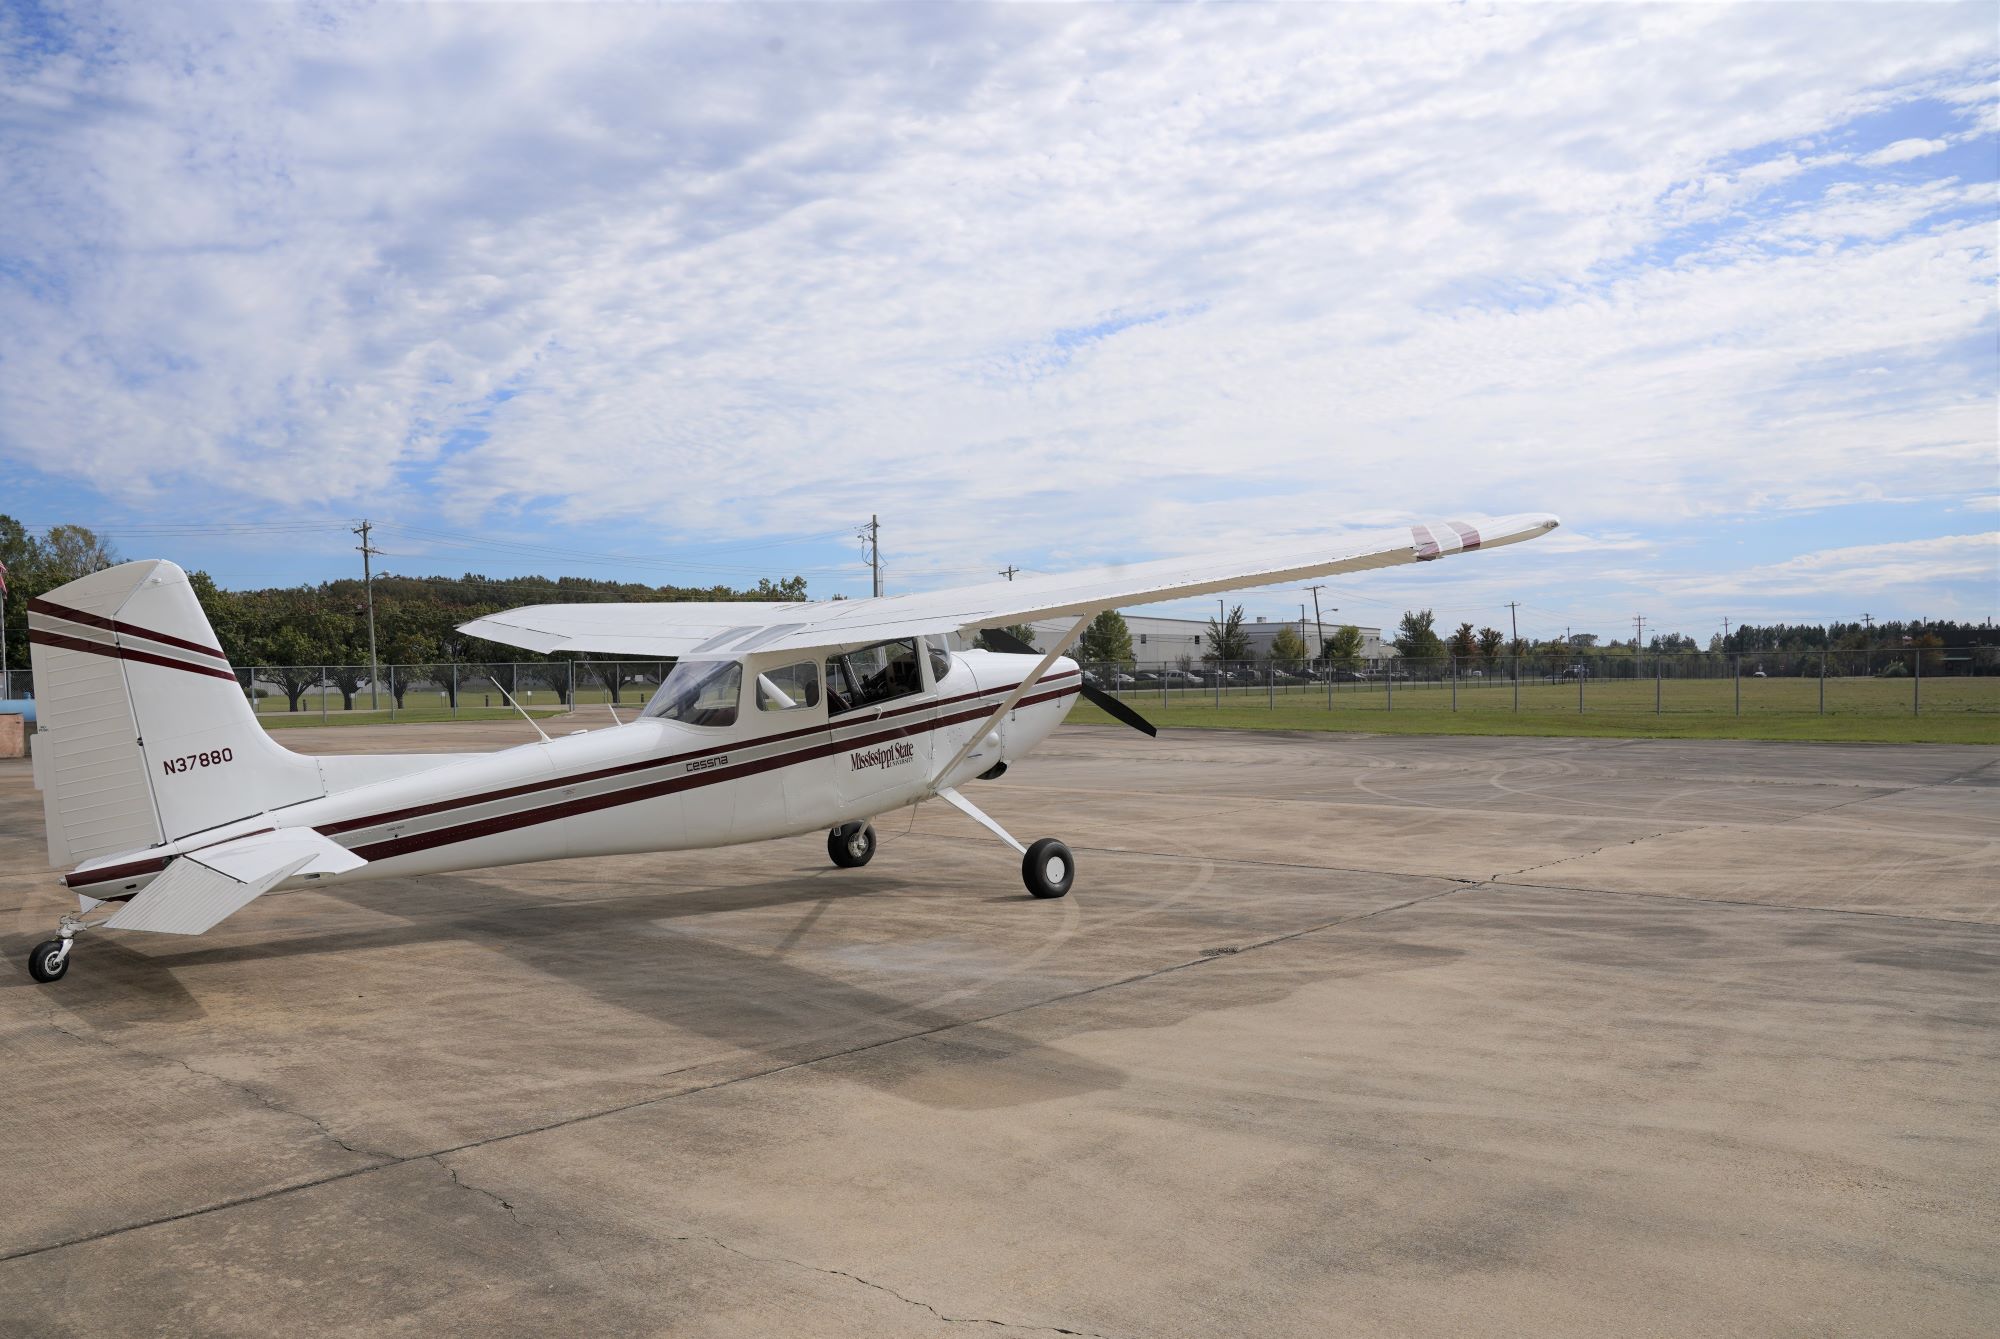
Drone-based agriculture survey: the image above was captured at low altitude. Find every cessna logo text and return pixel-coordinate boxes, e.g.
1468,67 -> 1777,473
685,755 -> 729,773
850,742 -> 915,771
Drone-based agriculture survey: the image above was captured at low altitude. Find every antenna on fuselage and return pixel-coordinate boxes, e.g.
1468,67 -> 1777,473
493,678 -> 552,743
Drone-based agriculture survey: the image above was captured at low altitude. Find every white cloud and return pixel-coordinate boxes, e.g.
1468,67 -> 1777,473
1662,532 -> 2000,600
1860,136 -> 1950,164
0,1 -> 1993,620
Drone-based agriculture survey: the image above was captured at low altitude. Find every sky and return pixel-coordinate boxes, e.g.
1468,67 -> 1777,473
1,1 -> 1995,645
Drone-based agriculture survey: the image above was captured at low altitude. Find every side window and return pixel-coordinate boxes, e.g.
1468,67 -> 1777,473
826,639 -> 923,716
923,634 -> 953,684
756,661 -> 821,712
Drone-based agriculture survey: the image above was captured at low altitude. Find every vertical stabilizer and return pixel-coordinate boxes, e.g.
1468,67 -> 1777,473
28,560 -> 325,866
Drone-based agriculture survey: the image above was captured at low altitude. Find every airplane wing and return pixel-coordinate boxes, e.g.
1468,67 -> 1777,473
98,828 -> 365,935
458,513 -> 1559,657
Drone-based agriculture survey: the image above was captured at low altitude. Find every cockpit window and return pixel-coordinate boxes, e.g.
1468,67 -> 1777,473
826,638 -> 922,717
642,659 -> 741,727
756,661 -> 821,712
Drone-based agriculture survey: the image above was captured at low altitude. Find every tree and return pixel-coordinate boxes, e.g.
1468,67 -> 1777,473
1448,622 -> 1478,660
1323,624 -> 1364,670
1393,609 -> 1445,663
1477,627 -> 1505,662
0,517 -> 118,684
1268,624 -> 1309,667
1077,610 -> 1135,665
1204,604 -> 1251,663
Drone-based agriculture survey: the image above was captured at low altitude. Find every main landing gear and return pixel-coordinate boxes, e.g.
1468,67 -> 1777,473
828,822 -> 877,868
1020,837 -> 1075,900
933,786 -> 1075,900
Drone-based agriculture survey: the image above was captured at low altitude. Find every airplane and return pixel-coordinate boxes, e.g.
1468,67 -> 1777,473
18,514 -> 1558,983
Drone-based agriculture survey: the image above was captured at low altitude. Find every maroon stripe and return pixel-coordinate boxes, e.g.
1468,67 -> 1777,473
66,854 -> 169,889
65,826 -> 277,890
351,684 -> 1078,866
29,596 -> 229,661
31,628 -> 239,682
1411,524 -> 1441,561
322,671 -> 1081,838
1446,522 -> 1482,552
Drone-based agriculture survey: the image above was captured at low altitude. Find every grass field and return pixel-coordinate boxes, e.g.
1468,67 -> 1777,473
253,681 -> 646,728
250,674 -> 1999,743
1071,675 -> 1999,744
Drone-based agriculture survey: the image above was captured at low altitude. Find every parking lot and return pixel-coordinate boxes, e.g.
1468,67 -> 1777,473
3,722 -> 1996,1336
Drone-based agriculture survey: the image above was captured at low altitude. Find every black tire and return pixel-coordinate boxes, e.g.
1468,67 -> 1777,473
977,761 -> 1008,781
1021,838 -> 1075,899
27,939 -> 69,983
828,823 -> 877,869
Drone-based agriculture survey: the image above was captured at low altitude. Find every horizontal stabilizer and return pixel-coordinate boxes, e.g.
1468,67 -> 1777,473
101,828 -> 363,935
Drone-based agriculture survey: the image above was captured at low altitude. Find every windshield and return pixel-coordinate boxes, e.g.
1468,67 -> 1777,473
642,659 -> 741,727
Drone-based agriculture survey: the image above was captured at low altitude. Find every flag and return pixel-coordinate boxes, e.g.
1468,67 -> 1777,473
0,558 -> 8,598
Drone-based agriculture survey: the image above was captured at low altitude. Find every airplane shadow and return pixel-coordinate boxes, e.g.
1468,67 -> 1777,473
7,867 -> 1128,1111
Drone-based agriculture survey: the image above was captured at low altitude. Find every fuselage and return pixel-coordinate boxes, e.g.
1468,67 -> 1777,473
64,649 -> 1079,901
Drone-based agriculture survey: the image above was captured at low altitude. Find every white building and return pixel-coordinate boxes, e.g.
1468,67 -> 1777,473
1021,613 -> 1388,666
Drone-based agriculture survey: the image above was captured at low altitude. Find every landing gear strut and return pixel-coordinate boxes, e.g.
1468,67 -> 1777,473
828,822 -> 877,868
933,786 -> 1075,900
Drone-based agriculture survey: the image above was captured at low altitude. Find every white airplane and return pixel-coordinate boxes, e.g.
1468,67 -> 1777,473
19,514 -> 1557,983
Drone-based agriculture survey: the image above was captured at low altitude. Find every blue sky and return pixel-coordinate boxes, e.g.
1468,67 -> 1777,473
1,2 -> 1994,644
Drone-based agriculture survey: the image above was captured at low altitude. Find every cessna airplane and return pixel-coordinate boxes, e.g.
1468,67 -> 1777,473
20,514 -> 1557,982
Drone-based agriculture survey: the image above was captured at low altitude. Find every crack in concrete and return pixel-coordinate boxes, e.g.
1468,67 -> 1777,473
37,1008 -> 397,1163
1493,827 -> 1690,882
665,1230 -> 1113,1337
434,1157 -> 560,1239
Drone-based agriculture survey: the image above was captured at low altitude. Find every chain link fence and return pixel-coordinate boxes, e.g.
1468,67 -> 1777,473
3,648 -> 1995,725
1080,648 -> 1999,719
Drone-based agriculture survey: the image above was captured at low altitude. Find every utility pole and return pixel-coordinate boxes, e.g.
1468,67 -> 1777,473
1633,613 -> 1645,649
353,519 -> 382,709
865,515 -> 882,598
1306,584 -> 1327,659
1506,600 -> 1520,649
999,565 -> 1019,582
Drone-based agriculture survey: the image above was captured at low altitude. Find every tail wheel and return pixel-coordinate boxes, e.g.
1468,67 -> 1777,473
828,824 -> 877,869
1022,838 -> 1074,899
27,939 -> 70,983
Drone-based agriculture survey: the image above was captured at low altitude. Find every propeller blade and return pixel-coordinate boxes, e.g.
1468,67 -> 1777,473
1078,681 -> 1158,736
977,627 -> 1158,738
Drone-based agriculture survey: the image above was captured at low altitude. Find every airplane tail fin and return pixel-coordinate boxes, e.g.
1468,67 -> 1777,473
27,560 -> 326,868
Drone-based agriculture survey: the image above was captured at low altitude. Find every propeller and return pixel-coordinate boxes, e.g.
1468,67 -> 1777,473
977,627 -> 1158,738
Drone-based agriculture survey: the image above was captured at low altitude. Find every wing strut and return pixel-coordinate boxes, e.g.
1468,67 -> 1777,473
931,612 -> 1093,789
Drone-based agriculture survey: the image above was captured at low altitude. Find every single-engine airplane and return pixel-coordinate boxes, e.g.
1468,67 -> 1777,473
20,514 -> 1556,982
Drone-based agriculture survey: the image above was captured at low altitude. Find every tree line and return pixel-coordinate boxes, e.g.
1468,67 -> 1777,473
1059,605 -> 1989,675
1,517 -> 807,709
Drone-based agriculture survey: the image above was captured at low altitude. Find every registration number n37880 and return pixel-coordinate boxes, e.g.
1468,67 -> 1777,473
163,747 -> 234,776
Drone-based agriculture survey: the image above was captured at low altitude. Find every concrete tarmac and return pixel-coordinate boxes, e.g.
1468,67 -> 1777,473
2,722 -> 1995,1337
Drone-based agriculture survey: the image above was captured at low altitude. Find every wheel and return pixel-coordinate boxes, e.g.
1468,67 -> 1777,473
977,761 -> 1008,781
27,939 -> 69,983
1021,838 -> 1074,899
828,823 -> 877,869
